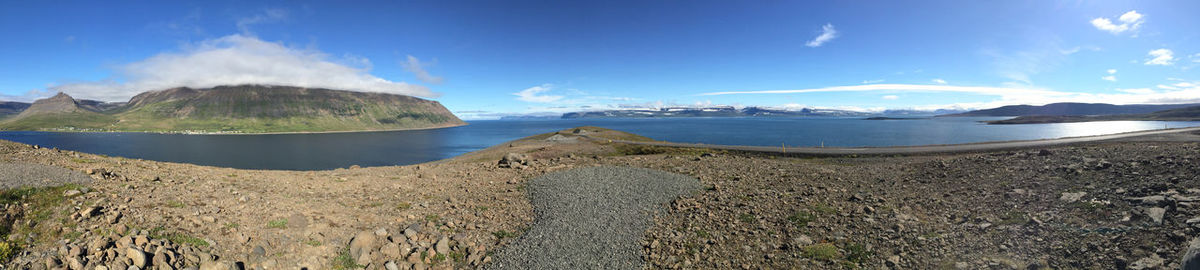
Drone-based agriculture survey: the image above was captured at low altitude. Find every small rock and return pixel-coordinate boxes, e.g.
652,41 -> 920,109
1181,237 -> 1200,270
435,236 -> 451,255
1059,192 -> 1086,203
886,255 -> 901,267
1037,149 -> 1052,156
349,231 -> 378,262
792,235 -> 813,246
63,189 -> 82,197
1129,254 -> 1164,269
126,248 -> 148,268
1145,207 -> 1167,224
385,261 -> 399,270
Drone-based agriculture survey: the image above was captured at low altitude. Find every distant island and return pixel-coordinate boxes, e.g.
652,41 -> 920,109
560,106 -> 870,118
864,117 -> 927,120
0,85 -> 465,133
986,105 -> 1200,124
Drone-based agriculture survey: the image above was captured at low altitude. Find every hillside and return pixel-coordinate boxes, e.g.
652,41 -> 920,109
940,102 -> 1200,117
0,85 -> 465,133
987,105 -> 1200,124
0,101 -> 31,120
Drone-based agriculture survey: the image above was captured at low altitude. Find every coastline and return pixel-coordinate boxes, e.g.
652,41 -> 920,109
0,121 -> 469,135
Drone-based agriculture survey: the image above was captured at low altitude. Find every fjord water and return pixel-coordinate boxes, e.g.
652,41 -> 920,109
1,117 -> 1197,170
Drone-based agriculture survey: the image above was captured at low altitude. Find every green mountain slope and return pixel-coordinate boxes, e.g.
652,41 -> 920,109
0,85 -> 465,133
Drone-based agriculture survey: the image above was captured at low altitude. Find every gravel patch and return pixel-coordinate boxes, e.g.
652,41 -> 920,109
489,166 -> 701,270
0,163 -> 91,189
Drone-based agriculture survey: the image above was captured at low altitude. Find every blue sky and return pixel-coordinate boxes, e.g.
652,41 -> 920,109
1,1 -> 1199,119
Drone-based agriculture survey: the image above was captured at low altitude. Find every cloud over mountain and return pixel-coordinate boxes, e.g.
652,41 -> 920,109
51,34 -> 436,101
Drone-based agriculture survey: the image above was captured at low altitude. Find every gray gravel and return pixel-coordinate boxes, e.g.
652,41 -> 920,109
0,163 -> 92,189
489,166 -> 701,270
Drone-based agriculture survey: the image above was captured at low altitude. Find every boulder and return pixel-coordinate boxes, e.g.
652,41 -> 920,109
1181,237 -> 1200,270
498,153 -> 529,168
349,231 -> 379,262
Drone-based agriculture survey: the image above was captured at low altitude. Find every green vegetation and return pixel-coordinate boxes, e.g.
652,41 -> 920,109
0,184 -> 87,264
304,238 -> 322,247
267,219 -> 288,229
997,211 -> 1030,225
739,213 -> 755,223
396,202 -> 412,210
803,243 -> 841,261
332,247 -> 363,270
425,214 -> 440,223
788,211 -> 816,227
147,226 -> 209,247
492,230 -> 517,239
166,200 -> 185,208
844,243 -> 872,265
809,202 -> 838,215
223,222 -> 240,229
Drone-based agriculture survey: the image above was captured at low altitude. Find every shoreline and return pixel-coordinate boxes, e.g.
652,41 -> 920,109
0,121 -> 469,135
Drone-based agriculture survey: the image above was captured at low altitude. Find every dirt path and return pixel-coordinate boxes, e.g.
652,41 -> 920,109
488,166 -> 700,270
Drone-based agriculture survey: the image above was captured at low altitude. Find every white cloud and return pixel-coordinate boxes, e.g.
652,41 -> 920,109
1119,88 -> 1155,94
1145,49 -> 1175,65
805,23 -> 837,47
881,95 -> 899,100
931,79 -> 947,84
1107,69 -> 1117,74
1090,10 -> 1143,35
513,84 -> 563,103
1158,84 -> 1179,90
861,79 -> 884,84
1101,76 -> 1117,82
1192,53 -> 1200,63
50,34 -> 436,101
237,8 -> 287,35
1175,82 -> 1197,88
401,55 -> 443,84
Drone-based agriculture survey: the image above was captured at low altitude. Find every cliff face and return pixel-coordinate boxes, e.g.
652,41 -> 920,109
0,85 -> 465,133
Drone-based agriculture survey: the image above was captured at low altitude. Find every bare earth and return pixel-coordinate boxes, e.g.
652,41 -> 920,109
1,126 -> 1198,269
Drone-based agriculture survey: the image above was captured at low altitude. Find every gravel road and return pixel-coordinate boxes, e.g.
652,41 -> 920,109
0,163 -> 92,189
488,166 -> 701,270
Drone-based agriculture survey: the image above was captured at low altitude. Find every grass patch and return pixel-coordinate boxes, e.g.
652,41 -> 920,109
425,214 -> 440,223
304,239 -> 322,247
803,243 -> 841,261
695,229 -> 712,238
267,219 -> 288,229
739,213 -> 755,223
166,200 -> 185,208
492,230 -> 517,239
0,183 -> 86,260
331,247 -> 363,270
809,203 -> 837,215
396,202 -> 412,210
788,211 -> 816,227
476,206 -> 489,211
844,243 -> 871,265
449,251 -> 465,263
70,158 -> 96,163
431,253 -> 446,264
223,222 -> 240,229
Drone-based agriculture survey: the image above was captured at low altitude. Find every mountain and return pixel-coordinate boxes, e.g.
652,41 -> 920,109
561,106 -> 870,119
986,105 -> 1200,124
940,102 -> 1200,117
0,101 -> 31,119
0,85 -> 465,133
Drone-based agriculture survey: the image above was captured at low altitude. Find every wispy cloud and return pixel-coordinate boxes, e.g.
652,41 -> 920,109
881,95 -> 899,100
1145,48 -> 1175,65
401,55 -> 443,84
931,78 -> 947,84
1090,10 -> 1143,35
513,84 -> 563,103
861,79 -> 884,84
805,23 -> 838,47
50,34 -> 435,101
1101,76 -> 1117,82
981,34 -> 1073,85
237,8 -> 288,35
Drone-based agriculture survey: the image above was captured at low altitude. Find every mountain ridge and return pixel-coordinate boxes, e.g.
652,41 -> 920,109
0,85 -> 465,133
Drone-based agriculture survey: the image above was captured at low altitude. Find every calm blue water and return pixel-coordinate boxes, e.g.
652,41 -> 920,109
1,117 -> 1197,170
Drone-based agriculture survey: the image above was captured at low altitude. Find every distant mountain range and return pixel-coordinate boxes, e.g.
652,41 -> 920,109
560,106 -> 872,118
939,102 -> 1200,117
987,105 -> 1200,124
0,85 -> 464,133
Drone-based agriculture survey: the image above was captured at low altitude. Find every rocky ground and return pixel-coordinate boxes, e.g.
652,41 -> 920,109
0,126 -> 1198,269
